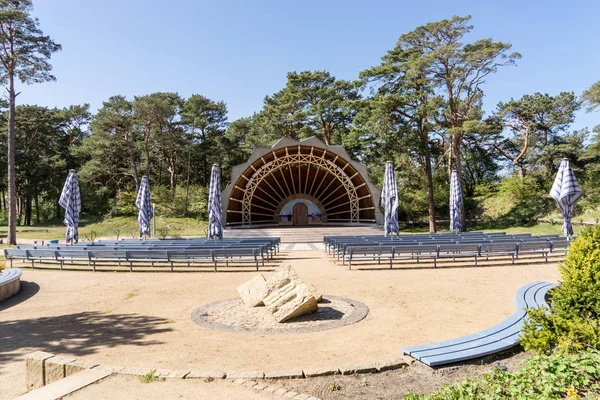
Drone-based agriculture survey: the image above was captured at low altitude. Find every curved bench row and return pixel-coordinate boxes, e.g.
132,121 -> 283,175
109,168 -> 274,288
402,281 -> 556,367
0,268 -> 22,301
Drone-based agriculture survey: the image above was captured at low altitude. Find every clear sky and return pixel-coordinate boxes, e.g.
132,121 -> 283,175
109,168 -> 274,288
20,0 -> 600,131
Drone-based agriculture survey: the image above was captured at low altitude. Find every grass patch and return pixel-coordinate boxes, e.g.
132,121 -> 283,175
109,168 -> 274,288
0,216 -> 208,241
124,289 -> 139,300
140,369 -> 164,384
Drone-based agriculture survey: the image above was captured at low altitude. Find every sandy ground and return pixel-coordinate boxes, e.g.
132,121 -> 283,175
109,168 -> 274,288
0,251 -> 560,399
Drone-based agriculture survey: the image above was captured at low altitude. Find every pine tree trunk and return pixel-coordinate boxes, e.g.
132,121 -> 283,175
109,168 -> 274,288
7,73 -> 17,244
424,146 -> 437,233
24,196 -> 31,226
34,194 -> 40,224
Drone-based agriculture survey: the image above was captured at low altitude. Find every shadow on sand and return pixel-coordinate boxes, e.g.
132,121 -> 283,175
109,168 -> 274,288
0,310 -> 173,364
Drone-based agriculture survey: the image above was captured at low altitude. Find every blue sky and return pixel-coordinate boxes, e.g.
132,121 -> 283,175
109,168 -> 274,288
21,0 -> 600,131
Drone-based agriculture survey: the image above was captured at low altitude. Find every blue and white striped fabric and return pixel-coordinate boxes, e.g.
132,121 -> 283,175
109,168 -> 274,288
449,170 -> 463,232
381,161 -> 399,236
135,176 -> 153,237
208,164 -> 223,240
550,159 -> 582,237
59,170 -> 81,243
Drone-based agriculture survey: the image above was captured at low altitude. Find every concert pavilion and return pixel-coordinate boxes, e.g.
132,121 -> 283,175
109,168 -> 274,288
221,137 -> 383,227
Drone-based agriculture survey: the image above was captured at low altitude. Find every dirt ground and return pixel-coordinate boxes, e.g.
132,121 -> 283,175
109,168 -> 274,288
0,251 -> 560,399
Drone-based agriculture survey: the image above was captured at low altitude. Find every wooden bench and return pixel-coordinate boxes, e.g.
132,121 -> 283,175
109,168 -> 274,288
480,243 -> 518,264
437,243 -> 481,265
212,248 -> 263,271
516,241 -> 551,262
402,281 -> 556,366
0,268 -> 22,301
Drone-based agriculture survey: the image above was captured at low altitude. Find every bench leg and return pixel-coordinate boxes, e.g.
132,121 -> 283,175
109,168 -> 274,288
348,259 -> 351,270
60,260 -> 63,271
511,254 -> 515,264
171,262 -> 174,272
474,256 -> 477,266
434,258 -> 437,268
214,261 -> 217,272
31,260 -> 34,269
129,262 -> 132,272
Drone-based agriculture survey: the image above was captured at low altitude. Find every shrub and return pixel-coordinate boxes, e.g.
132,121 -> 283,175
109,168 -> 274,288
521,226 -> 600,353
404,349 -> 600,400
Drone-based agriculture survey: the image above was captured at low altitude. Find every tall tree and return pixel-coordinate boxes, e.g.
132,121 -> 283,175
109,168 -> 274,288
253,71 -> 358,146
399,15 -> 520,228
360,46 -> 442,232
582,80 -> 600,112
486,92 -> 579,177
180,94 -> 228,186
134,92 -> 183,195
0,0 -> 61,244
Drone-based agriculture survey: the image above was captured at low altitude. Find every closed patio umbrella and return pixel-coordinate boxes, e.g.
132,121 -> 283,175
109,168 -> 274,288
449,169 -> 463,232
208,164 -> 223,239
550,159 -> 582,237
135,176 -> 153,238
381,161 -> 399,236
59,169 -> 81,244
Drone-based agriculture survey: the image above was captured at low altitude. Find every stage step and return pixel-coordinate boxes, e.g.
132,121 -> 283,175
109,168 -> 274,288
224,225 -> 383,243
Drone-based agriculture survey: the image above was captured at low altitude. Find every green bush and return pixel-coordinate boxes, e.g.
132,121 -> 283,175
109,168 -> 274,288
521,226 -> 600,353
404,349 -> 600,400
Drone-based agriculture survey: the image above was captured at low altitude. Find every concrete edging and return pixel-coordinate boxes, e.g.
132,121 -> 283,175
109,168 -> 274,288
24,351 -> 413,396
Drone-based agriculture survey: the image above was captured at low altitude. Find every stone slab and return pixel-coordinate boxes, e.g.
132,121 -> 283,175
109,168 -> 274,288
227,371 -> 265,379
120,367 -> 154,376
264,370 -> 304,379
339,363 -> 378,375
166,370 -> 190,379
186,370 -> 226,379
65,360 -> 100,377
237,274 -> 267,307
284,391 -> 299,399
45,356 -> 77,384
25,351 -> 55,390
14,369 -> 111,400
375,357 -> 410,372
253,383 -> 267,390
274,388 -> 288,395
94,365 -> 125,373
264,385 -> 279,393
293,395 -> 310,400
233,378 -> 247,385
262,266 -> 317,322
302,367 -> 340,378
244,380 -> 259,388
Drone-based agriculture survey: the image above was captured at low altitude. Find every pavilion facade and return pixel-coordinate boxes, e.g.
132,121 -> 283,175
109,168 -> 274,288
221,137 -> 383,227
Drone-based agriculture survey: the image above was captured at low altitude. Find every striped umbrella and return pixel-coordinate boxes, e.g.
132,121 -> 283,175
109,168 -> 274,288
381,161 -> 399,236
59,170 -> 81,244
449,169 -> 463,232
135,176 -> 153,237
208,164 -> 223,239
550,159 -> 582,237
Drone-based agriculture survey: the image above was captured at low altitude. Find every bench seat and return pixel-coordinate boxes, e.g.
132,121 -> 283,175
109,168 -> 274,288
402,281 -> 556,366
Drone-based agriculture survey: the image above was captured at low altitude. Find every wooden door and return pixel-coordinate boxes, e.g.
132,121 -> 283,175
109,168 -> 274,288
293,202 -> 308,226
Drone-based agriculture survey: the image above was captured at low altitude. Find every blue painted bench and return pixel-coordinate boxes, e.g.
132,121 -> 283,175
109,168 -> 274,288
402,281 -> 556,367
0,268 -> 22,301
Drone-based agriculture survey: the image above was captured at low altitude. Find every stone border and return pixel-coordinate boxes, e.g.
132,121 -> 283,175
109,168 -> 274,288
191,295 -> 369,334
24,351 -> 412,397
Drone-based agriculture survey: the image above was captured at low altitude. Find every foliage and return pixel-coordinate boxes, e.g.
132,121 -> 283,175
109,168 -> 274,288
404,350 -> 600,400
582,80 -> 600,113
521,226 -> 600,353
140,369 -> 164,384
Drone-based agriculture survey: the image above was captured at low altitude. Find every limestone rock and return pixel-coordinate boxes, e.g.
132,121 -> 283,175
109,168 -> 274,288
237,275 -> 267,307
262,266 -> 317,322
306,283 -> 322,303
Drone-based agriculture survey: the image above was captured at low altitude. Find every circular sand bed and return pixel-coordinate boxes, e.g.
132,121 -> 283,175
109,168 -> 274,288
191,295 -> 368,334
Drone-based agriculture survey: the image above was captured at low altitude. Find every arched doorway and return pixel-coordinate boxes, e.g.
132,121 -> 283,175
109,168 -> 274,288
293,203 -> 308,226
